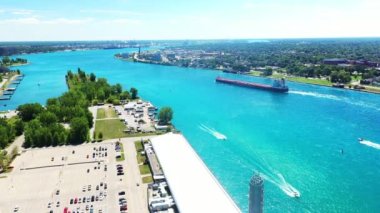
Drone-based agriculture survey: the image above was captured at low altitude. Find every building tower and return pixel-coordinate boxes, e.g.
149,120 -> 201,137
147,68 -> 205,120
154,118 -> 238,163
249,173 -> 264,213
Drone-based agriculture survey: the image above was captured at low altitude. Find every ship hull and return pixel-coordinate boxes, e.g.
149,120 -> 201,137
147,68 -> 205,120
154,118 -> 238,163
216,77 -> 289,93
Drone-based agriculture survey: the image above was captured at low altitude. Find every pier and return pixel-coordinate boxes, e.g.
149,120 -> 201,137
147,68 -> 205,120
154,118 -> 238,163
0,96 -> 11,100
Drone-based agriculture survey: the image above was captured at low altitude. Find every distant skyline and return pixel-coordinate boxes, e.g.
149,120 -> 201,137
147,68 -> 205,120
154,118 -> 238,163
1,0 -> 380,41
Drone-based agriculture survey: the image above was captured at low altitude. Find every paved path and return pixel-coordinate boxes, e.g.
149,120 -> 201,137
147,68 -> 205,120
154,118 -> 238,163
123,139 -> 148,213
89,106 -> 98,140
5,135 -> 24,155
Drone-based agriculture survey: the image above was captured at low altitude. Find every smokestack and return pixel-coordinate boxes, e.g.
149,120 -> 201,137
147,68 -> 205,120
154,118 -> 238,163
249,173 -> 264,213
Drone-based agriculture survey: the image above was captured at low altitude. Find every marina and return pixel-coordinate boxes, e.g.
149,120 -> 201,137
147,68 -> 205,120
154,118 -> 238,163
0,74 -> 24,101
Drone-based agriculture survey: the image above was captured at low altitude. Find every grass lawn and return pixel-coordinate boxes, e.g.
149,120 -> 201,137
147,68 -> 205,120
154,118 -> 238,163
142,175 -> 153,183
116,143 -> 125,162
6,116 -> 19,125
248,70 -> 262,76
362,85 -> 380,94
95,119 -> 127,140
139,164 -> 151,175
135,141 -> 146,164
351,75 -> 362,82
287,77 -> 332,86
95,119 -> 160,140
96,108 -> 117,119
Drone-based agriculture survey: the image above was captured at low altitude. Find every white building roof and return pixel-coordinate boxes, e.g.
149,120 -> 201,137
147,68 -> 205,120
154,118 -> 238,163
151,133 -> 241,213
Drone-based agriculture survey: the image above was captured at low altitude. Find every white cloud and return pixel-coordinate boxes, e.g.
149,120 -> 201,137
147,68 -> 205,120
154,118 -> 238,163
11,9 -> 34,15
0,17 -> 93,25
103,18 -> 141,25
79,9 -> 144,16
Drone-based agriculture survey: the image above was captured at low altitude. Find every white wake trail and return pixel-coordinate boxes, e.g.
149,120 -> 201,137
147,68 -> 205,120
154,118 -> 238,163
359,140 -> 380,150
289,91 -> 341,101
290,90 -> 380,111
199,124 -> 227,140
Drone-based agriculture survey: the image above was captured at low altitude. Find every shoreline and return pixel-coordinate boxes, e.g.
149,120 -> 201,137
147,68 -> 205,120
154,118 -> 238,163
116,57 -> 380,95
8,62 -> 30,67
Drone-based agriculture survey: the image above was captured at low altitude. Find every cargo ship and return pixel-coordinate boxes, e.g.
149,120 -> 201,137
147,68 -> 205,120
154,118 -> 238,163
215,76 -> 289,92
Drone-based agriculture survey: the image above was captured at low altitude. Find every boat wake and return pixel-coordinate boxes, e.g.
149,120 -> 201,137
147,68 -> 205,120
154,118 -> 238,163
289,91 -> 341,101
234,151 -> 301,198
359,139 -> 380,150
258,170 -> 301,198
199,124 -> 227,140
290,90 -> 380,111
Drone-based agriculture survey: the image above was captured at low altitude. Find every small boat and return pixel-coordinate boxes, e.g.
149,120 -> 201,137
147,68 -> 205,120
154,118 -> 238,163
293,191 -> 300,198
358,138 -> 363,142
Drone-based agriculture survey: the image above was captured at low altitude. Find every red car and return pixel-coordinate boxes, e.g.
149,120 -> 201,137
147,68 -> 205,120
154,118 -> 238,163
120,205 -> 127,211
74,198 -> 78,204
64,207 -> 68,213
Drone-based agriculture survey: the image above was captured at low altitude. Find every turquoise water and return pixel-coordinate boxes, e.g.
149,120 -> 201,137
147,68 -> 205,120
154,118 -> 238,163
3,49 -> 380,212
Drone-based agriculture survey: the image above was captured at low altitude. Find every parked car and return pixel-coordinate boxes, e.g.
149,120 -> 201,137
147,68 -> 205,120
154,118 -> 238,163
118,191 -> 125,196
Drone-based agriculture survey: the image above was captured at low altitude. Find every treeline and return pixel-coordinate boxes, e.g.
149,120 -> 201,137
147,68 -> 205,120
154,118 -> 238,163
66,68 -> 138,105
0,41 -> 151,56
0,118 -> 23,149
0,56 -> 27,66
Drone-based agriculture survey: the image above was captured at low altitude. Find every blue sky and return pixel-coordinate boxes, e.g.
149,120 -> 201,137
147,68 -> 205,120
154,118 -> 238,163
0,0 -> 379,41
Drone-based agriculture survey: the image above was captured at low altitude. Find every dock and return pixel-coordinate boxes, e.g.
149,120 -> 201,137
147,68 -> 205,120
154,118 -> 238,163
0,74 -> 24,101
0,96 -> 11,100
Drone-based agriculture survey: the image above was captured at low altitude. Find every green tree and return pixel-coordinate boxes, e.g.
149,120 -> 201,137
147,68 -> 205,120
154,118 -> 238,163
97,90 -> 105,102
68,117 -> 89,144
263,67 -> 273,76
120,91 -> 130,100
38,111 -> 58,126
17,103 -> 44,122
14,119 -> 24,136
67,70 -> 74,79
90,73 -> 96,82
130,87 -> 138,99
158,107 -> 173,125
2,56 -> 10,65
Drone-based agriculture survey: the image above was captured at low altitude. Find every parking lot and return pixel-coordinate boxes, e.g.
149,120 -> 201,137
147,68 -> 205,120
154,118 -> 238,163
0,136 -> 155,213
114,100 -> 157,133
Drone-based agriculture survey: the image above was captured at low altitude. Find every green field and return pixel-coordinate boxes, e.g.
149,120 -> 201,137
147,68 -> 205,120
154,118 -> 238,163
95,119 -> 127,140
142,175 -> 153,183
286,76 -> 332,86
139,164 -> 151,175
135,141 -> 146,164
248,70 -> 262,76
96,108 -> 117,119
